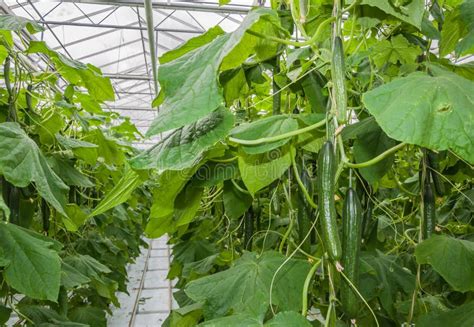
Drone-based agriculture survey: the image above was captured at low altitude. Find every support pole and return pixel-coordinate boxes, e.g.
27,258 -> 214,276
144,0 -> 159,96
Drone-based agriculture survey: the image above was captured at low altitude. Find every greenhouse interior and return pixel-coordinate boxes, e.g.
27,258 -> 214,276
0,0 -> 473,326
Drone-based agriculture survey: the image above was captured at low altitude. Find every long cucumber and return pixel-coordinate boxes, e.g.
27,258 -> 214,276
423,176 -> 436,239
341,187 -> 362,318
331,36 -> 347,124
317,141 -> 342,261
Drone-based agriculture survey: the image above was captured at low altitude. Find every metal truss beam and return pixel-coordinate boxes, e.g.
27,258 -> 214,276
54,0 -> 251,14
35,20 -> 202,34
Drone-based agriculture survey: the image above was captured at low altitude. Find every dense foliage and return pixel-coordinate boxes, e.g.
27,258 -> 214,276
127,0 -> 472,326
0,16 -> 151,326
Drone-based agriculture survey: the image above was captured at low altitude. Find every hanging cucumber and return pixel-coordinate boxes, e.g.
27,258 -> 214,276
341,187 -> 363,318
317,141 -> 342,262
24,84 -> 33,125
253,201 -> 261,232
4,56 -> 12,96
272,185 -> 282,216
273,57 -> 281,115
331,36 -> 347,124
423,176 -> 436,239
297,158 -> 313,254
244,207 -> 254,251
41,199 -> 50,233
8,186 -> 20,225
427,150 -> 445,196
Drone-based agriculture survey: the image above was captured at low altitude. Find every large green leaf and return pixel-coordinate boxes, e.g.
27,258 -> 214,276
199,310 -> 311,327
360,251 -> 416,316
185,251 -> 310,319
362,69 -> 474,163
0,222 -> 61,301
0,122 -> 68,215
223,180 -> 253,219
47,157 -> 94,188
416,301 -> 474,327
0,14 -> 43,33
145,167 -> 199,237
89,168 -> 144,217
369,35 -> 421,69
415,235 -> 474,292
147,8 -> 284,136
239,146 -> 294,195
359,0 -> 425,28
68,306 -> 106,327
27,41 -> 114,102
160,26 -> 225,65
230,115 -> 298,154
0,304 -> 12,325
130,107 -> 234,171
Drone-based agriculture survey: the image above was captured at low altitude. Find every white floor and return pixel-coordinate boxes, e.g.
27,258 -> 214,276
108,236 -> 175,327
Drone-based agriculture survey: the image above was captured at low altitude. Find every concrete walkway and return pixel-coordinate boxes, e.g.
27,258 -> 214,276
108,236 -> 175,327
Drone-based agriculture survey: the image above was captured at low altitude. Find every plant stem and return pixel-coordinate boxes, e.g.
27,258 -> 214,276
291,147 -> 318,209
301,259 -> 321,316
344,143 -> 407,168
229,118 -> 326,145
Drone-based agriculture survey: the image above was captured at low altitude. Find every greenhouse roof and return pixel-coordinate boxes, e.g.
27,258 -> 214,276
2,0 -> 261,144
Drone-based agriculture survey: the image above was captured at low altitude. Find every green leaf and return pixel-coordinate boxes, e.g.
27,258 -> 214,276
146,168 -> 198,237
75,93 -> 104,114
47,157 -> 94,188
0,122 -> 69,215
415,235 -> 474,292
223,180 -> 253,219
239,146 -> 294,195
160,26 -> 225,64
131,108 -> 234,171
360,251 -> 416,316
174,186 -> 204,227
362,69 -> 474,163
56,133 -> 98,165
35,112 -> 65,145
230,115 -> 298,154
147,8 -> 284,136
191,161 -> 238,187
265,311 -> 311,326
185,251 -> 310,319
68,306 -> 106,327
61,204 -> 88,232
370,35 -> 421,69
63,254 -> 111,280
89,167 -> 144,217
0,304 -> 12,325
84,129 -> 125,166
0,222 -> 61,301
27,41 -> 114,102
359,0 -> 425,28
440,8 -> 465,56
353,127 -> 397,184
61,261 -> 91,289
416,301 -> 474,327
0,14 -> 43,33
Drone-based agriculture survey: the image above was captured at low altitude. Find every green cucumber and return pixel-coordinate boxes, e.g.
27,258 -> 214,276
4,56 -> 12,96
341,187 -> 362,318
331,36 -> 347,124
244,207 -> 254,250
42,199 -> 50,233
427,150 -> 445,196
297,158 -> 313,253
273,57 -> 281,115
423,177 -> 436,239
317,141 -> 342,261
